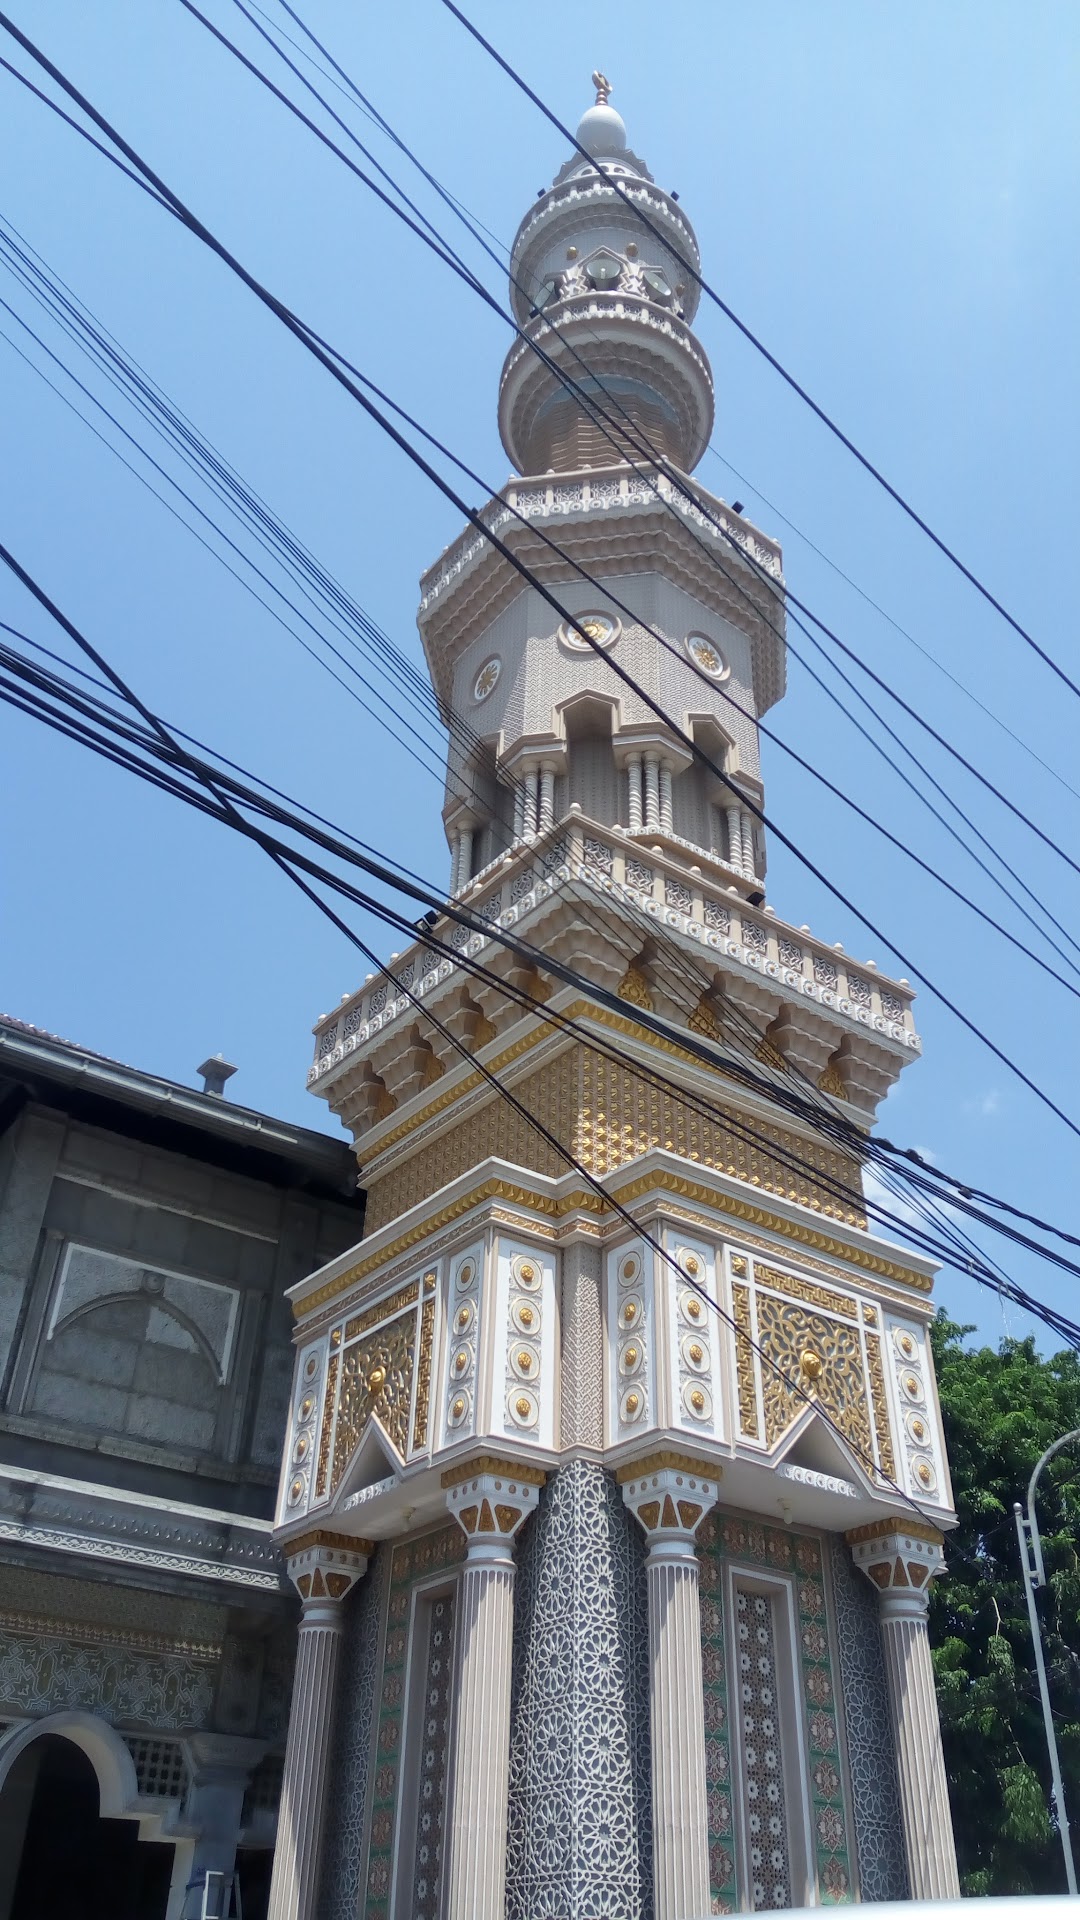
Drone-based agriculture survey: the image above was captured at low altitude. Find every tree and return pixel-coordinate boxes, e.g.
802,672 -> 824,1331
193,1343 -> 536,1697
930,1313 -> 1080,1894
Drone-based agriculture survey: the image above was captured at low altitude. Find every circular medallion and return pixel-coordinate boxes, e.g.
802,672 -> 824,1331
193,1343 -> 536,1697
685,632 -> 728,680
509,1387 -> 539,1427
620,1384 -> 644,1423
472,656 -> 501,703
559,611 -> 620,653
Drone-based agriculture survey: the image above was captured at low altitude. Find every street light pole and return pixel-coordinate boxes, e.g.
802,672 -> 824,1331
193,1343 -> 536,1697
1014,1426 -> 1080,1898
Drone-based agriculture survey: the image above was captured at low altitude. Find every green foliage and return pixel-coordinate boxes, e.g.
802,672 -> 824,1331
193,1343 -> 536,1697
930,1313 -> 1080,1894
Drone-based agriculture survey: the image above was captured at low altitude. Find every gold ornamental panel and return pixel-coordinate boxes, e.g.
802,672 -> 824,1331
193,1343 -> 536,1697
331,1308 -> 416,1489
757,1294 -> 876,1467
732,1282 -> 759,1439
364,1041 -> 865,1235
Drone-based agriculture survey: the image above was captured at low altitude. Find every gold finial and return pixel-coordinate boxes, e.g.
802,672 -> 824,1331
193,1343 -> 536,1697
592,70 -> 611,105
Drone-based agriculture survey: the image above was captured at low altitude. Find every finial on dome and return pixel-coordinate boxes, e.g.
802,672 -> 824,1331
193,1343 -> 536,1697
576,71 -> 627,158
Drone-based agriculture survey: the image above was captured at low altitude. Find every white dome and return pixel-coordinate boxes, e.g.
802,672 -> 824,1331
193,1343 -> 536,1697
575,99 -> 627,157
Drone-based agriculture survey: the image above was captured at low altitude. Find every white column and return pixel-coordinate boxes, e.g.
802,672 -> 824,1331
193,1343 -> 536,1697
740,808 -> 757,878
622,1457 -> 720,1920
538,762 -> 556,832
626,752 -> 643,834
267,1536 -> 370,1920
849,1522 -> 960,1901
525,766 -> 540,837
643,753 -> 660,833
455,825 -> 474,893
725,803 -> 743,873
443,1463 -> 543,1920
512,776 -> 528,843
658,761 -> 674,836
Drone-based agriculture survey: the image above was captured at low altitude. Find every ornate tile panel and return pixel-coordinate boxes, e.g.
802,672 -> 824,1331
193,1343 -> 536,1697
698,1513 -> 855,1909
828,1538 -> 907,1902
506,1461 -> 652,1920
364,1526 -> 465,1920
321,1543 -> 390,1920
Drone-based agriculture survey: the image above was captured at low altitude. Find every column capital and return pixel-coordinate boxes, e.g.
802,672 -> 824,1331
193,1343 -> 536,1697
618,1454 -> 721,1554
442,1456 -> 544,1551
282,1529 -> 373,1610
846,1516 -> 945,1610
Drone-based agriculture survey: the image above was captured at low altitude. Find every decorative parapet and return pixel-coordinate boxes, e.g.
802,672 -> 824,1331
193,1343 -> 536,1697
308,816 -> 919,1125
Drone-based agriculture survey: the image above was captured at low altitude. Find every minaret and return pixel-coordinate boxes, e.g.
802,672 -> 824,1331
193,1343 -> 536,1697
429,75 -> 782,907
272,79 -> 960,1920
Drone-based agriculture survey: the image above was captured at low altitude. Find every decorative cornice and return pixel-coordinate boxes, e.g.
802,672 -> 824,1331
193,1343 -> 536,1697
294,1157 -> 932,1319
845,1516 -> 944,1548
440,1455 -> 547,1490
607,1168 -> 930,1290
0,1607 -> 222,1662
615,1451 -> 721,1485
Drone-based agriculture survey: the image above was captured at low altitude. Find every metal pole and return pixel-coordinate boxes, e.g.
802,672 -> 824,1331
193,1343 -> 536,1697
1014,1423 -> 1080,1898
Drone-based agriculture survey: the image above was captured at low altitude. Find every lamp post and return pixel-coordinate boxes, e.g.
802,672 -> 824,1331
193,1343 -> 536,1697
1014,1427 -> 1080,1897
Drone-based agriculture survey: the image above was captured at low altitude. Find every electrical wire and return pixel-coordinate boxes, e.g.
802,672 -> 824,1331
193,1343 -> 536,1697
4,12 -> 1079,1152
438,0 -> 1080,708
167,2 -> 1080,986
5,610 -> 1080,1333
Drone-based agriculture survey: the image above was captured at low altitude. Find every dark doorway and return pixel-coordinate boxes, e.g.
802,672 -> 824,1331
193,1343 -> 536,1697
2,1735 -> 173,1920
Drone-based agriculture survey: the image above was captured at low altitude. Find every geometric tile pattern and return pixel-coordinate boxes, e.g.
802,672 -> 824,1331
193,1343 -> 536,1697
829,1536 -> 908,1902
364,1526 -> 464,1920
697,1513 -> 854,1908
0,1621 -> 216,1730
735,1587 -> 792,1910
320,1543 -> 390,1920
409,1594 -> 456,1920
506,1461 -> 652,1919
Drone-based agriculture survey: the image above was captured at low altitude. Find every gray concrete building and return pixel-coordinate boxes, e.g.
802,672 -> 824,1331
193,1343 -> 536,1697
0,1014 -> 361,1919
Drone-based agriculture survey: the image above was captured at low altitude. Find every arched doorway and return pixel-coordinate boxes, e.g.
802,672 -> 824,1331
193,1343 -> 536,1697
0,1735 -> 174,1920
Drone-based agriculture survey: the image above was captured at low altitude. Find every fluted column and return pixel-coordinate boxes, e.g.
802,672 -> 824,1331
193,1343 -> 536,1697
538,763 -> 556,832
267,1533 -> 371,1920
621,1455 -> 721,1920
525,766 -> 540,838
725,803 -> 743,873
740,808 -> 757,878
658,761 -> 674,835
643,752 -> 660,832
848,1521 -> 959,1901
454,825 -> 474,893
512,775 -> 528,843
442,1459 -> 544,1920
626,752 -> 643,833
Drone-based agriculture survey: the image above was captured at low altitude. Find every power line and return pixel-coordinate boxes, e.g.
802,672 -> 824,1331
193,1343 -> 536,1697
5,610 -> 1080,1325
0,550 -> 966,1516
438,0 -> 1080,708
169,3 -> 1080,982
261,0 -> 1080,822
5,12 -> 1079,1154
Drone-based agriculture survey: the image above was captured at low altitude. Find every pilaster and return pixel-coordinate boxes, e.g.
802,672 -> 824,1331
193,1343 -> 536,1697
266,1532 -> 372,1920
847,1519 -> 959,1901
442,1459 -> 543,1920
621,1454 -> 720,1920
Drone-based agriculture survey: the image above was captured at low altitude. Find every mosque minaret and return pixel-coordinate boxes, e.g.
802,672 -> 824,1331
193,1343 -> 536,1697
268,78 -> 960,1920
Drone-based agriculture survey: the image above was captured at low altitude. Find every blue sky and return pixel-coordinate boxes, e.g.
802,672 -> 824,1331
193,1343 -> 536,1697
1,3 -> 1078,1343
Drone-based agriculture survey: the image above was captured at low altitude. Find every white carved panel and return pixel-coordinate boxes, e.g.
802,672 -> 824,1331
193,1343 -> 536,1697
491,1239 -> 556,1449
605,1239 -> 654,1446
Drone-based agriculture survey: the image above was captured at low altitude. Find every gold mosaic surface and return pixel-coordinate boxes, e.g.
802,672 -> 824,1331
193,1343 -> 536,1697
363,1041 -> 864,1233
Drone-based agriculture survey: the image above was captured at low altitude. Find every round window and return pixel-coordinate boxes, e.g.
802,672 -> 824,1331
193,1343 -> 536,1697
685,633 -> 728,680
473,656 -> 501,702
559,611 -> 620,653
